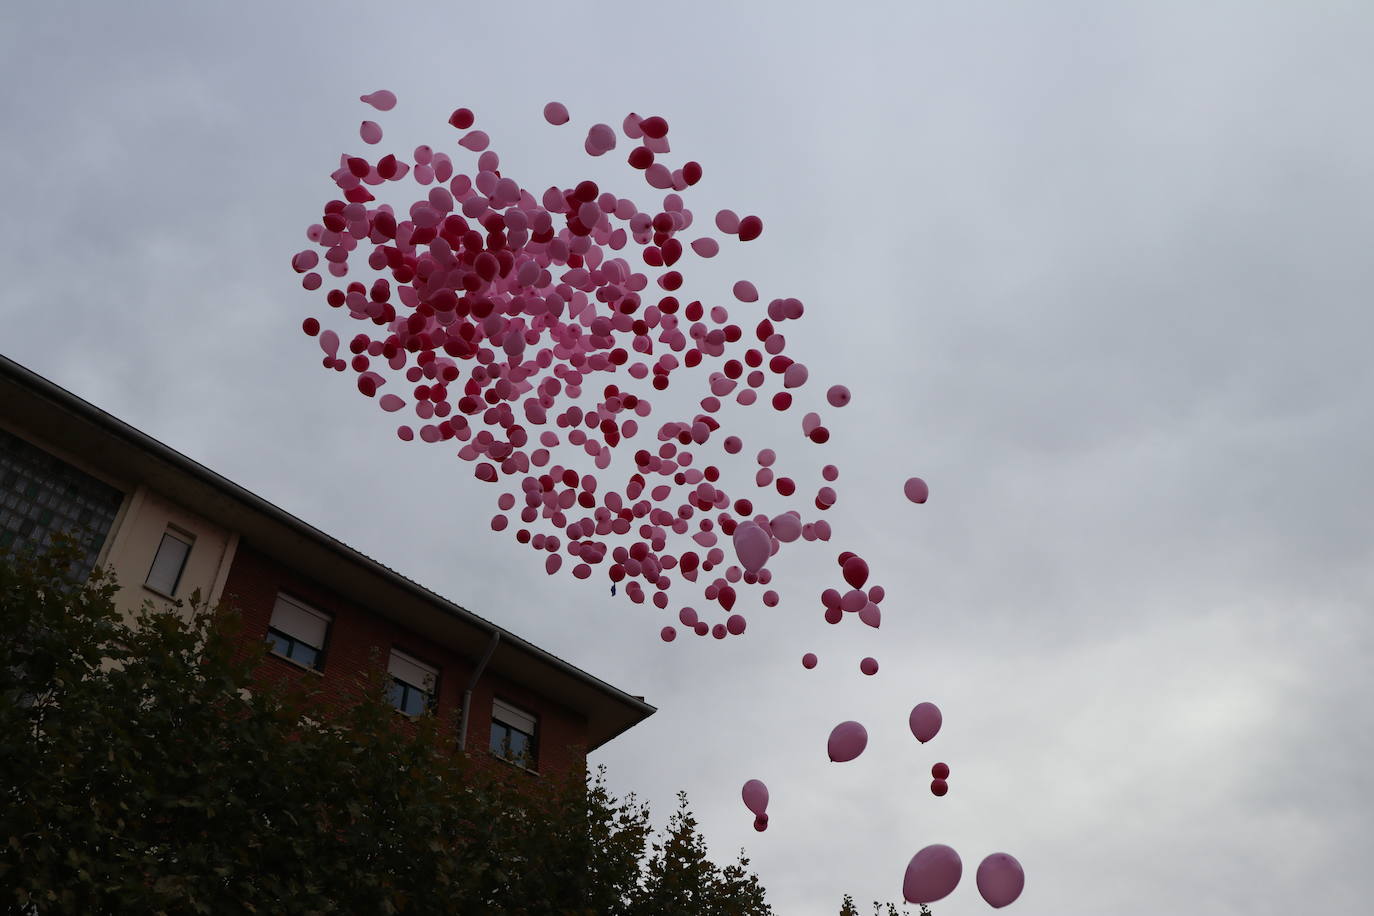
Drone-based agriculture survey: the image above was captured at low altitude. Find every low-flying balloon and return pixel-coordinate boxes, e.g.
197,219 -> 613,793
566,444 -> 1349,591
741,779 -> 769,816
903,845 -> 962,904
976,853 -> 1025,908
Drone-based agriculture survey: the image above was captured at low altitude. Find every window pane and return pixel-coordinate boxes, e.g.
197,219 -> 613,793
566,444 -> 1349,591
266,629 -> 290,657
290,642 -> 319,668
145,532 -> 192,595
489,722 -> 510,756
404,688 -> 428,716
387,679 -> 407,711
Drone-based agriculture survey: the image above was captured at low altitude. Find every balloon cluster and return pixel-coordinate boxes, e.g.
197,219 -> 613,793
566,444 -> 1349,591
294,92 -> 1020,908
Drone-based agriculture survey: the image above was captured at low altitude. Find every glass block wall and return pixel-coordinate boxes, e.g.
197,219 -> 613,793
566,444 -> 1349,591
0,427 -> 126,578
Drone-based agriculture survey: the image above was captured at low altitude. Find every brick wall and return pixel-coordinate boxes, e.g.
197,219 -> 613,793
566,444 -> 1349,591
217,542 -> 589,776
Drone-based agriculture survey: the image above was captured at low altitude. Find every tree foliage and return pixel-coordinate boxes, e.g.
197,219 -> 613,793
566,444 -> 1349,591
0,541 -> 771,915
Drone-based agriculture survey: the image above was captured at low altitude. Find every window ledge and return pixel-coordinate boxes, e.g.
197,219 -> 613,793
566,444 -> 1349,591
142,584 -> 181,602
266,650 -> 324,677
487,750 -> 539,776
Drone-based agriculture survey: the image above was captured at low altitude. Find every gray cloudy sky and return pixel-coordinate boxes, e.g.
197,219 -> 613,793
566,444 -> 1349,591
4,2 -> 1372,912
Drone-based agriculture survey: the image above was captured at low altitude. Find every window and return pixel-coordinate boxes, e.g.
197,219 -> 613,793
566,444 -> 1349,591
387,649 -> 437,716
144,529 -> 193,596
266,594 -> 330,669
0,427 -> 124,580
490,699 -> 537,768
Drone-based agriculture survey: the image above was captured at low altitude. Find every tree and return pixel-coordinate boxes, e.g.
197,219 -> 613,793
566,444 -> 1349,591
0,541 -> 771,915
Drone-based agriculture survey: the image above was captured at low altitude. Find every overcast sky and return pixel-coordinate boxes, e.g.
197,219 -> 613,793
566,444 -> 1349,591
4,2 -> 1373,913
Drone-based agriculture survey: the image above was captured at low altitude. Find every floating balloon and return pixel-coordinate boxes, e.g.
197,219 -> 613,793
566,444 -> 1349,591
909,703 -> 942,743
741,779 -> 769,816
753,814 -> 769,832
903,845 -> 962,904
826,385 -> 851,407
930,779 -> 948,797
542,101 -> 570,125
904,477 -> 929,504
802,652 -> 818,669
860,657 -> 878,676
827,721 -> 868,763
660,626 -> 676,642
976,853 -> 1025,908
360,89 -> 397,111
732,521 -> 772,574
931,762 -> 949,780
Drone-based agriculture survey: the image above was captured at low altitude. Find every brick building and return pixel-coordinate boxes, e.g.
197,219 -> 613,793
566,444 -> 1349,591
0,353 -> 654,774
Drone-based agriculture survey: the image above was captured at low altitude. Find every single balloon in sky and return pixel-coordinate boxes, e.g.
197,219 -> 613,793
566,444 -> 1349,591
827,721 -> 868,763
904,477 -> 930,504
976,853 -> 1025,908
903,845 -> 962,904
909,702 -> 942,743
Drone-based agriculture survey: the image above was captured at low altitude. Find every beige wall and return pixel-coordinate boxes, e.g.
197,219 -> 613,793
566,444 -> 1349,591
100,484 -> 238,623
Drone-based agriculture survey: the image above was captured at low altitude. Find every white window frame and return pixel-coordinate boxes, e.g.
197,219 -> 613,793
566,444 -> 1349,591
491,698 -> 538,769
387,648 -> 438,716
266,594 -> 331,669
144,528 -> 194,597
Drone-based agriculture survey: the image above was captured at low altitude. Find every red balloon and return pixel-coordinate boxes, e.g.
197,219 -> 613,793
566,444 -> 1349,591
842,556 -> 869,588
904,477 -> 930,504
859,657 -> 878,676
931,762 -> 950,779
930,779 -> 948,797
802,652 -> 818,669
660,626 -> 676,642
738,215 -> 763,242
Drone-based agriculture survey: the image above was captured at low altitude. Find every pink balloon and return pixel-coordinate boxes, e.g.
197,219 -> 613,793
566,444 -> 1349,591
458,130 -> 490,151
909,702 -> 942,743
976,854 -> 1025,908
732,520 -> 771,574
733,280 -> 758,302
903,845 -> 962,905
542,101 -> 570,125
858,602 -> 881,629
690,237 -> 719,258
822,464 -> 839,481
715,209 -> 740,233
826,721 -> 868,763
741,778 -> 769,816
826,385 -> 851,407
770,513 -> 801,543
860,657 -> 878,676
904,477 -> 929,504
725,613 -> 747,635
360,121 -> 383,144
660,626 -> 676,642
360,89 -> 397,111
802,652 -> 818,669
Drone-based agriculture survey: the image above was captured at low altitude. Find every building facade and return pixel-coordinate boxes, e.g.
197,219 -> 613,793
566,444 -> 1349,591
0,354 -> 653,773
